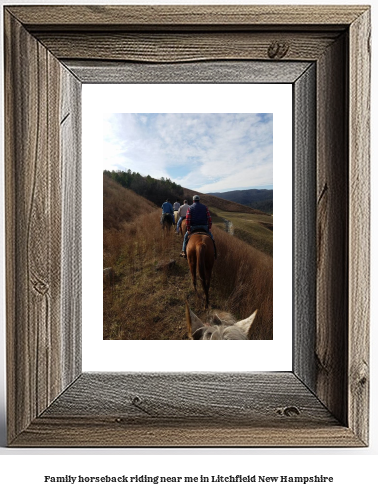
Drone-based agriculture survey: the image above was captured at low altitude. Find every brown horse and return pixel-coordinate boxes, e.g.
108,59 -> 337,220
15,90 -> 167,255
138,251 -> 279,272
179,219 -> 187,238
186,232 -> 215,308
161,213 -> 173,235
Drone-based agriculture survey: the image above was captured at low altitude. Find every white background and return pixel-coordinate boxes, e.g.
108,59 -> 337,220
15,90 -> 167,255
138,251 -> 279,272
82,83 -> 292,371
0,0 -> 377,497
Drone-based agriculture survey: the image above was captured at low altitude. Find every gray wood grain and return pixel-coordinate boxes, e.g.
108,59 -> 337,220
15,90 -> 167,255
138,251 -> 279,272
61,68 -> 82,388
32,32 -> 340,63
5,12 -> 63,441
12,373 -> 363,447
7,5 -> 367,29
316,34 -> 348,425
293,64 -> 316,390
64,60 -> 312,84
348,9 -> 371,445
4,11 -> 81,444
4,5 -> 370,448
41,373 -> 336,422
12,418 -> 364,448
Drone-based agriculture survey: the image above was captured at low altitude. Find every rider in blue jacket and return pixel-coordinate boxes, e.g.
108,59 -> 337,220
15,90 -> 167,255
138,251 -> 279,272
161,199 -> 175,226
180,195 -> 216,258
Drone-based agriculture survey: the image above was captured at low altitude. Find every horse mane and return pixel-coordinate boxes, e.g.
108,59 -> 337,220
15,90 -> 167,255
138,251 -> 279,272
187,303 -> 257,340
192,310 -> 250,340
193,324 -> 250,340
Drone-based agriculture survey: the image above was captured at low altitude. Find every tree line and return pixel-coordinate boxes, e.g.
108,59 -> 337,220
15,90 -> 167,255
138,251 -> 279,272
103,169 -> 184,206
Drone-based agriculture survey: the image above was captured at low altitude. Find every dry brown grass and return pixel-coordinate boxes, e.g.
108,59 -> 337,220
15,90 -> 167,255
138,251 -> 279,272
211,226 -> 273,340
103,177 -> 272,340
103,210 -> 189,339
104,215 -> 272,340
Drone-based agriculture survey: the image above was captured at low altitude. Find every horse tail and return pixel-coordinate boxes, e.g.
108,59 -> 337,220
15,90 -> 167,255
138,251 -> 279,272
196,242 -> 206,282
197,242 -> 209,307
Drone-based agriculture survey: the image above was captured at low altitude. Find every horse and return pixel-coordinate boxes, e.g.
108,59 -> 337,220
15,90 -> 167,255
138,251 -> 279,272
186,231 -> 215,309
185,302 -> 258,340
179,219 -> 187,238
161,213 -> 173,235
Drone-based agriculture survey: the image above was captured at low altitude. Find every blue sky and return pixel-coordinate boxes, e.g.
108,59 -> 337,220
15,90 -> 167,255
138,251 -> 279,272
103,113 -> 273,192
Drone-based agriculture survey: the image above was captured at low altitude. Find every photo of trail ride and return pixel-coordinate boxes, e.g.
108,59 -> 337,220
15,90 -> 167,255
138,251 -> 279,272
103,113 -> 273,340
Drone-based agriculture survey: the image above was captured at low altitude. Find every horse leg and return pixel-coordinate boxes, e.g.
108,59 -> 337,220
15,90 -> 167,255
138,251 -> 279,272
203,272 -> 211,309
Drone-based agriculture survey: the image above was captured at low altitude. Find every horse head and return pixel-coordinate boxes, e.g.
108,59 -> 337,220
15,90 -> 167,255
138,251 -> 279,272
185,302 -> 257,340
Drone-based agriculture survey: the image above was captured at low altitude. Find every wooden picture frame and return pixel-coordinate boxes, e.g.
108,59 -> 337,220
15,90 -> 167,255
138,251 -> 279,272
4,5 -> 370,447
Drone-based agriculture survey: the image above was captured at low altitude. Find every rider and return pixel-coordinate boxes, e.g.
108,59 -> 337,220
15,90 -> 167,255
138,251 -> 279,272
180,195 -> 216,258
173,199 -> 181,224
176,199 -> 190,233
161,198 -> 175,226
173,199 -> 181,212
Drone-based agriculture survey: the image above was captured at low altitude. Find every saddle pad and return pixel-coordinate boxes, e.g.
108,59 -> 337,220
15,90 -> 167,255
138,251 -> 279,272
189,232 -> 209,237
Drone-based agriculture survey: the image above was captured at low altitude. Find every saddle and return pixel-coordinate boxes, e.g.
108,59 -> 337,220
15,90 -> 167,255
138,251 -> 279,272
188,232 -> 209,240
190,227 -> 209,235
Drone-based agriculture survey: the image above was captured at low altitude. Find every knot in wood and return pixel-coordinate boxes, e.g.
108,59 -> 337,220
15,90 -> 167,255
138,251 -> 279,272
277,406 -> 300,417
132,395 -> 142,406
359,376 -> 367,387
33,279 -> 49,295
268,42 -> 289,59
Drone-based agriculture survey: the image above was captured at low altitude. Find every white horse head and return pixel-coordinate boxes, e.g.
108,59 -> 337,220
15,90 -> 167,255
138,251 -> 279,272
186,303 -> 257,340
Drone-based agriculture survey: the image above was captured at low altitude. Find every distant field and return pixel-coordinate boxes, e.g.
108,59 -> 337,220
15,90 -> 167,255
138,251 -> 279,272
209,207 -> 273,257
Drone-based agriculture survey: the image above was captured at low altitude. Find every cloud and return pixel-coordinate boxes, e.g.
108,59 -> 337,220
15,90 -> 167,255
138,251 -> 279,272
103,113 -> 273,190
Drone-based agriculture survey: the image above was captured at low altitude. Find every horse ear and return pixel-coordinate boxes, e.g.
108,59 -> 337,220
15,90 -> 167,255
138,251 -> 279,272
185,301 -> 204,339
234,310 -> 258,338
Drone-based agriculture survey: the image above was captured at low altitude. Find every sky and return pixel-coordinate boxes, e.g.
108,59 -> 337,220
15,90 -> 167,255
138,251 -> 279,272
103,113 -> 273,193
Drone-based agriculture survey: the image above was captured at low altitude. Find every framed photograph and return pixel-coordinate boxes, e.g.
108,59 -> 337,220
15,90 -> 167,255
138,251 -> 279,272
4,5 -> 370,447
84,83 -> 291,372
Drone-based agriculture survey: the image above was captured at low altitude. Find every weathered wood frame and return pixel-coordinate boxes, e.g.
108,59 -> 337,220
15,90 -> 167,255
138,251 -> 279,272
4,5 -> 370,447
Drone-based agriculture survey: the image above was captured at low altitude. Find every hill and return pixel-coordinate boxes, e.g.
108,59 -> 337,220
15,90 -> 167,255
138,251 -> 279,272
182,188 -> 267,215
105,169 -> 269,216
103,174 -> 157,230
104,169 -> 183,207
208,189 -> 273,214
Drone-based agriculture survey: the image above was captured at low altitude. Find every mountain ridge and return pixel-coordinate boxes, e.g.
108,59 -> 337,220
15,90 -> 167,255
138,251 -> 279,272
208,188 -> 273,214
182,187 -> 268,215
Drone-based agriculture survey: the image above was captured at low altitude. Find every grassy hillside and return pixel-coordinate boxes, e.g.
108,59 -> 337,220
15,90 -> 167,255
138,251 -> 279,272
104,174 -> 157,230
104,169 -> 183,207
103,180 -> 273,340
209,207 -> 273,256
104,221 -> 272,340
